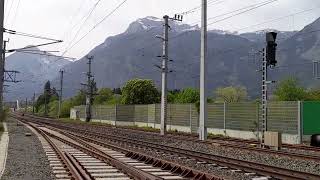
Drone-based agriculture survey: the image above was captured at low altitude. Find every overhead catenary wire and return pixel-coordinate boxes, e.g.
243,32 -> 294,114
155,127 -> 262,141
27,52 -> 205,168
58,0 -> 87,41
8,0 -> 21,29
4,28 -> 62,42
137,26 -> 320,79
179,0 -> 224,15
7,41 -> 63,53
136,0 -> 278,54
61,0 -> 129,57
207,0 -> 278,26
4,0 -> 15,25
183,0 -> 278,27
235,7 -> 320,32
61,0 -> 102,56
141,10 -> 320,67
208,0 -> 276,22
15,50 -> 76,61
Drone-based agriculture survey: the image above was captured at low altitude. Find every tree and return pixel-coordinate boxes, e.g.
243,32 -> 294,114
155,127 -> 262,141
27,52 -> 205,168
71,90 -> 86,106
215,86 -> 248,103
306,89 -> 320,101
94,88 -> 113,105
274,78 -> 306,101
121,79 -> 160,104
35,94 -> 45,112
174,88 -> 199,103
44,81 -> 51,93
60,99 -> 74,118
113,88 -> 122,95
168,89 -> 181,103
50,87 -> 59,102
35,81 -> 59,113
106,95 -> 122,105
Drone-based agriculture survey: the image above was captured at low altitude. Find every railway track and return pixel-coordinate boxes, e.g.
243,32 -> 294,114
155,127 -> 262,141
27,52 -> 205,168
13,113 -> 320,180
15,115 -> 222,180
23,113 -> 320,161
22,113 -> 320,153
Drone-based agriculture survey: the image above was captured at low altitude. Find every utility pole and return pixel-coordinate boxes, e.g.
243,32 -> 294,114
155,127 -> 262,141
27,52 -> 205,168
0,0 -> 4,119
158,14 -> 183,136
58,69 -> 64,118
1,40 -> 7,106
160,15 -> 169,136
32,92 -> 35,114
85,56 -> 94,122
199,0 -> 208,140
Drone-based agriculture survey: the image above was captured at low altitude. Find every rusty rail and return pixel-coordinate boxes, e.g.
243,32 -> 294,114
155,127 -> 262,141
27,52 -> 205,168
26,122 -> 92,180
13,113 -> 320,180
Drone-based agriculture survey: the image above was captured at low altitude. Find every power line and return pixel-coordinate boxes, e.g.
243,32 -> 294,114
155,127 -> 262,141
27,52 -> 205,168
61,0 -> 102,56
4,28 -> 62,42
61,0 -> 129,57
8,0 -> 21,29
7,41 -> 63,53
179,0 -> 224,15
136,0 -> 278,55
4,0 -> 14,25
208,0 -> 276,22
58,0 -> 87,40
184,0 -> 277,27
207,0 -> 278,26
235,7 -> 320,32
54,0 -> 89,51
15,51 -> 75,60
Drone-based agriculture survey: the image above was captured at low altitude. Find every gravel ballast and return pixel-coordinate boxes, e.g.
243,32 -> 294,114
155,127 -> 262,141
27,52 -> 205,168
20,116 -> 320,179
1,118 -> 55,180
86,125 -> 320,176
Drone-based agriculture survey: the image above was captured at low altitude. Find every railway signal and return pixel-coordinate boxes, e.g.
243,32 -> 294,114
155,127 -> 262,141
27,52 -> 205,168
266,32 -> 278,66
261,32 -> 278,147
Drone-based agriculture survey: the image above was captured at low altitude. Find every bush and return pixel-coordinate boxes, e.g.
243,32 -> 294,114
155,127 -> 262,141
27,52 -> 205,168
0,107 -> 10,122
0,123 -> 3,134
121,79 -> 160,104
48,100 -> 59,117
60,100 -> 74,118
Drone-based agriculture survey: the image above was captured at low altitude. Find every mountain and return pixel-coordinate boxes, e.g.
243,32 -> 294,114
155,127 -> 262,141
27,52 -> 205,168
240,29 -> 297,43
4,48 -> 71,101
51,16 -> 320,99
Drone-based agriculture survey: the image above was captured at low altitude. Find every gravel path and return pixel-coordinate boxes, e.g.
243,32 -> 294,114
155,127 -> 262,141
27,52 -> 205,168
1,118 -> 55,180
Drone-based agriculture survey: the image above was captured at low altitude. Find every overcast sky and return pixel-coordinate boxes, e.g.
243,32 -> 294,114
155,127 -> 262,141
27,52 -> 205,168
3,0 -> 320,59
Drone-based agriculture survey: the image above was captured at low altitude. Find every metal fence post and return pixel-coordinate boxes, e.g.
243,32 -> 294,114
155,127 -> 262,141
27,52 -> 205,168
154,104 -> 156,128
115,104 -> 117,127
99,105 -> 102,123
169,104 -> 171,131
224,102 -> 226,135
189,104 -> 192,133
257,103 -> 260,142
298,101 -> 302,144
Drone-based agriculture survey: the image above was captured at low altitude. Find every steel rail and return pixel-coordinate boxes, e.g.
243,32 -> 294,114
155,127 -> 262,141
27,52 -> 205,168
53,124 -> 320,180
48,125 -> 223,180
14,114 -> 223,180
13,113 -> 320,179
23,112 -> 320,152
25,122 -> 92,180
